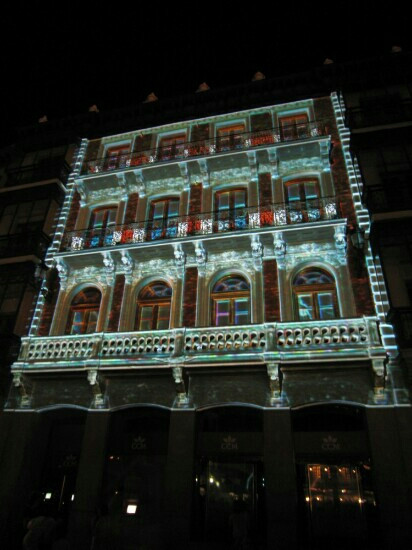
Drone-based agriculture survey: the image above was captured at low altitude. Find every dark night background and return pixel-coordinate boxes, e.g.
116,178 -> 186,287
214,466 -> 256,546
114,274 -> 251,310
1,5 -> 410,133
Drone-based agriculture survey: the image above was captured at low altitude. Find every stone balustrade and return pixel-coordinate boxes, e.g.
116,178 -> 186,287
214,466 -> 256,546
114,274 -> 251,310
16,318 -> 384,369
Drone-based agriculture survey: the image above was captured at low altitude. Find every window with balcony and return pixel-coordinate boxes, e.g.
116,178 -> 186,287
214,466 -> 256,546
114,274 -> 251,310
88,206 -> 117,248
135,282 -> 172,331
285,179 -> 320,223
217,124 -> 245,152
293,268 -> 338,321
158,134 -> 186,160
279,113 -> 309,141
66,288 -> 101,335
104,144 -> 131,171
211,275 -> 250,326
215,188 -> 247,232
148,198 -> 179,240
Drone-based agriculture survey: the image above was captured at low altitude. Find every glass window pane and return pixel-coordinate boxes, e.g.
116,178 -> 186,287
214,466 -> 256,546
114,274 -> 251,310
298,294 -> 314,320
215,300 -> 230,326
218,193 -> 230,211
86,310 -> 99,333
157,305 -> 171,330
234,190 -> 246,208
234,298 -> 250,325
93,211 -> 105,228
317,293 -> 335,319
304,182 -> 318,199
287,184 -> 300,201
71,311 -> 85,334
106,209 -> 117,226
167,200 -> 179,218
152,202 -> 165,220
139,306 -> 154,331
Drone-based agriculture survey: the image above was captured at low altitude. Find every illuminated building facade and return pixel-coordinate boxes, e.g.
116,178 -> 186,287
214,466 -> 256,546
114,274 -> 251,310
1,56 -> 412,549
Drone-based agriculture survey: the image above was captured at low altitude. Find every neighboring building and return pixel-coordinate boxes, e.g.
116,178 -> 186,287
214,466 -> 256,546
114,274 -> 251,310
0,132 -> 73,408
1,54 -> 411,550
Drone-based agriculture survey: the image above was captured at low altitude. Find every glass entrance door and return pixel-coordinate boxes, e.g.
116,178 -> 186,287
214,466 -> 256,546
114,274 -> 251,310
301,463 -> 376,549
194,459 -> 265,546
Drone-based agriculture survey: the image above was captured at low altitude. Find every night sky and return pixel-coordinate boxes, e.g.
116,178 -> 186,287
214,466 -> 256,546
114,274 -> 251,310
1,5 -> 410,134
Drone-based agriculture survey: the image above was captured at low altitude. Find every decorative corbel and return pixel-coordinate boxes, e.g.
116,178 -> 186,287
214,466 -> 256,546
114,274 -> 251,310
178,162 -> 191,191
197,159 -> 209,188
334,225 -> 347,265
133,169 -> 146,197
102,252 -> 116,284
172,365 -> 189,406
246,151 -> 258,182
116,173 -> 129,199
266,362 -> 281,401
55,258 -> 69,290
319,140 -> 331,171
173,243 -> 186,277
273,232 -> 286,270
194,240 -> 207,276
120,250 -> 134,283
372,358 -> 386,403
75,179 -> 88,206
267,149 -> 279,178
250,234 -> 263,271
87,369 -> 105,407
12,371 -> 32,408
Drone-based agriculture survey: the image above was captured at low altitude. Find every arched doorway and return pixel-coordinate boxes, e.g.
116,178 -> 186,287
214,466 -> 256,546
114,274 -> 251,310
99,407 -> 170,549
193,406 -> 265,546
292,404 -> 379,550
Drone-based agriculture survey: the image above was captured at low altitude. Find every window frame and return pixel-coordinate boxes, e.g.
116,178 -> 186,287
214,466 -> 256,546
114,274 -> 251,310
211,275 -> 251,327
148,197 -> 180,240
216,123 -> 246,152
284,178 -> 321,223
66,288 -> 101,335
135,281 -> 172,331
279,113 -> 309,141
292,268 -> 339,321
158,133 -> 187,160
214,187 -> 248,232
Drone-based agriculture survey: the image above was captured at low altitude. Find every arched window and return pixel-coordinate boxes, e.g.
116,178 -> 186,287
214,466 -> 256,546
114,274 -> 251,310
292,268 -> 338,320
148,198 -> 179,240
66,288 -> 101,334
136,282 -> 172,331
211,275 -> 250,326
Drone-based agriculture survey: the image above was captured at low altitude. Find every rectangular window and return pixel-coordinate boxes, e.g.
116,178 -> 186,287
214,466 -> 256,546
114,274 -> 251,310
157,305 -> 171,330
159,134 -> 186,160
105,144 -> 131,170
139,306 -> 154,331
215,300 -> 231,326
297,294 -> 314,320
234,298 -> 250,325
217,124 -> 245,151
317,293 -> 335,319
279,114 -> 309,141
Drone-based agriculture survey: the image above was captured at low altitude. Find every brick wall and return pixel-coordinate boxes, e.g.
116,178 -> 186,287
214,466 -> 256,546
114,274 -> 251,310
65,191 -> 81,232
107,275 -> 125,332
183,267 -> 198,327
191,123 -> 209,142
189,183 -> 202,215
259,173 -> 272,206
124,193 -> 139,224
263,260 -> 280,322
84,139 -> 101,163
251,113 -> 272,132
133,134 -> 153,152
314,97 -> 375,316
37,269 -> 60,336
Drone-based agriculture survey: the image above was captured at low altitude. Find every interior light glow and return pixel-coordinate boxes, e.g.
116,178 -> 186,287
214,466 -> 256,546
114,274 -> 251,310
209,477 -> 214,484
71,494 -> 75,501
45,493 -> 52,500
305,496 -> 310,502
126,504 -> 137,514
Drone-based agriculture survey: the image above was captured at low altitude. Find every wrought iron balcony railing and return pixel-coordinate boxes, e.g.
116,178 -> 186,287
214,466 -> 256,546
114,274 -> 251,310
81,121 -> 327,175
0,231 -> 51,260
61,197 -> 340,252
6,159 -> 71,187
16,317 -> 383,367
